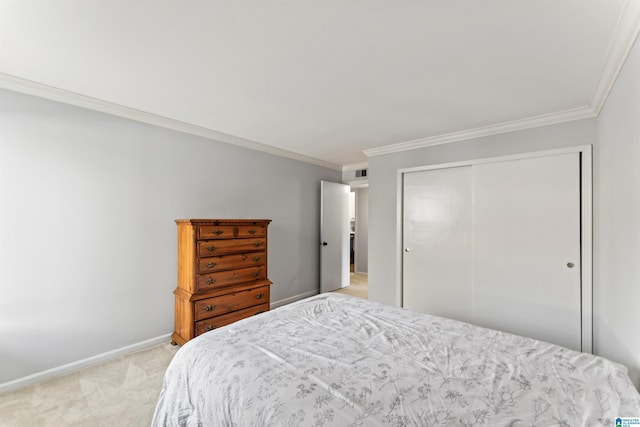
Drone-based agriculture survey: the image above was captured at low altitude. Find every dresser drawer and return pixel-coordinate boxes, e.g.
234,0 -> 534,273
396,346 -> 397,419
196,266 -> 266,292
195,303 -> 269,336
198,225 -> 266,240
197,252 -> 266,274
197,238 -> 266,256
194,285 -> 270,321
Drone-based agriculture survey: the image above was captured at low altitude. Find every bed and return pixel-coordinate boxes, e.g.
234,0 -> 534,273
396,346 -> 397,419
153,293 -> 640,426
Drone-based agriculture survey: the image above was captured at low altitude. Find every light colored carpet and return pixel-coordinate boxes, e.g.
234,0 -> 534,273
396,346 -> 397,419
0,343 -> 179,427
0,274 -> 368,426
334,272 -> 368,299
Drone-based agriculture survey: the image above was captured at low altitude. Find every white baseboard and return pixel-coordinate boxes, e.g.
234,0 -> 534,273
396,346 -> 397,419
2,290 -> 357,394
0,333 -> 173,395
1,291 -> 344,394
270,290 -> 319,309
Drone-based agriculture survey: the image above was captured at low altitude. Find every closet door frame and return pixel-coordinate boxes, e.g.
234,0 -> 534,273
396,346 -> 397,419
396,145 -> 593,353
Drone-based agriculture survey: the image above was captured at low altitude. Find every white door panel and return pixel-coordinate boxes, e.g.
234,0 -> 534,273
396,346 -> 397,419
472,153 -> 581,350
320,181 -> 350,293
403,166 -> 473,324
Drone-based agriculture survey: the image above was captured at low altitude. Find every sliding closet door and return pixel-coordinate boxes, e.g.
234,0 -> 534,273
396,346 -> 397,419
402,152 -> 583,351
402,166 -> 473,324
472,153 -> 581,350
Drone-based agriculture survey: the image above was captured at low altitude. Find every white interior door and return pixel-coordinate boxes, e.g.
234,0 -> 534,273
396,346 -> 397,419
402,152 -> 584,351
320,181 -> 350,293
403,166 -> 474,324
472,153 -> 581,350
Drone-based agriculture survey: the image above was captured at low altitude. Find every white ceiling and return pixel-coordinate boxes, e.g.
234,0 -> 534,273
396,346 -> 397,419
1,1 -> 639,169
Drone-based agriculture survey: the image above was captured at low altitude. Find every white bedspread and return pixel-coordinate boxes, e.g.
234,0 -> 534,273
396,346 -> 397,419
153,293 -> 640,426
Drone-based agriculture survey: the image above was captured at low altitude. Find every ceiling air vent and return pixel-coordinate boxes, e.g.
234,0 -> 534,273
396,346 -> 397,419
355,169 -> 368,178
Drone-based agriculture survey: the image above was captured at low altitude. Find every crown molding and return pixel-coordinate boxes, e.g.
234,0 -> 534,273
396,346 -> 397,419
342,161 -> 369,172
590,0 -> 640,115
364,1 -> 640,159
3,1 -> 638,166
363,106 -> 596,158
0,73 -> 342,171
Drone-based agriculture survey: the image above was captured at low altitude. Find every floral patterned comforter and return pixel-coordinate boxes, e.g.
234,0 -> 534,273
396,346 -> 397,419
153,293 -> 640,426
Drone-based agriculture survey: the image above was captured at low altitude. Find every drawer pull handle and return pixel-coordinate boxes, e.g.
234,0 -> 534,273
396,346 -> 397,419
205,325 -> 216,331
206,246 -> 216,252
206,278 -> 216,284
206,262 -> 216,268
213,230 -> 223,235
248,230 -> 256,234
252,243 -> 262,248
255,293 -> 264,299
252,270 -> 261,277
203,304 -> 215,311
252,257 -> 261,262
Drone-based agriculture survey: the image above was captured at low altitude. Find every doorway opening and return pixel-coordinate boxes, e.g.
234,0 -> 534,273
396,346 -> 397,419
321,180 -> 369,297
345,185 -> 369,297
335,272 -> 368,299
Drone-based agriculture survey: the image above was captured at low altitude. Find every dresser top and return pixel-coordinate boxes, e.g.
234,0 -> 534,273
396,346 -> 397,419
175,219 -> 272,225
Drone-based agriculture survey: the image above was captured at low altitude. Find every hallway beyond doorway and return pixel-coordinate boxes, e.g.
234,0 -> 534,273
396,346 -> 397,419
334,272 -> 368,299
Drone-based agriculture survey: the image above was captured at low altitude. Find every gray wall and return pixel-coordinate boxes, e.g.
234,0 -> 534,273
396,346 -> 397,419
355,187 -> 369,273
368,32 -> 640,389
342,169 -> 369,187
0,89 -> 340,384
594,34 -> 640,387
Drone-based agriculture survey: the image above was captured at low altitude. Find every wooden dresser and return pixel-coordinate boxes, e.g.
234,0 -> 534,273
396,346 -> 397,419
172,219 -> 272,345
